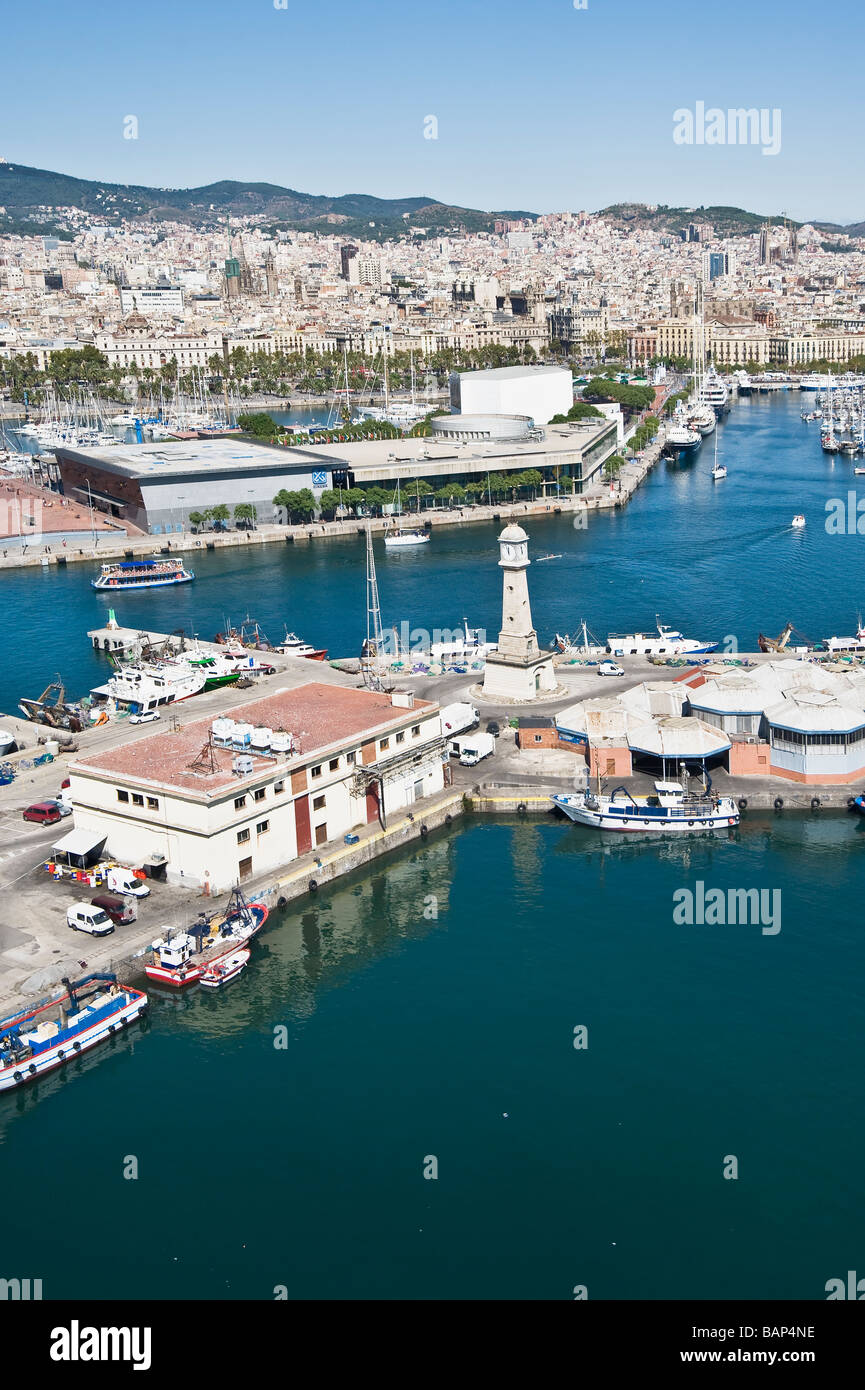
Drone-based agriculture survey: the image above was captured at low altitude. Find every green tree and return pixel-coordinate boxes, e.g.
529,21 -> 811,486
234,502 -> 257,528
238,412 -> 279,438
210,502 -> 230,527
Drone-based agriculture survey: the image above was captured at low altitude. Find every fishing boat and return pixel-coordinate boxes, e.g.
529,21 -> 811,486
550,780 -> 739,833
605,618 -> 717,657
92,559 -> 194,591
144,893 -> 268,987
275,631 -> 328,660
0,973 -> 148,1091
792,514 -> 805,528
200,948 -> 250,989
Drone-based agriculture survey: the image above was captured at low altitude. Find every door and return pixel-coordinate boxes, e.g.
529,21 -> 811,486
365,783 -> 380,824
314,823 -> 327,847
238,856 -> 253,880
294,795 -> 312,855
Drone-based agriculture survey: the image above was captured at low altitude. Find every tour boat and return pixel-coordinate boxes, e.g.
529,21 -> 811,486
384,528 -> 430,548
92,559 -> 194,591
276,631 -> 328,660
199,948 -> 250,989
792,514 -> 805,528
604,618 -> 717,658
550,781 -> 739,833
0,974 -> 148,1091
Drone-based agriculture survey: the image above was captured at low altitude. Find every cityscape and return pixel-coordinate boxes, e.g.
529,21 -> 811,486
1,0 -> 863,1362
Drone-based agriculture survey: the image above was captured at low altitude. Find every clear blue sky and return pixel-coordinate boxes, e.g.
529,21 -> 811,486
4,0 -> 863,223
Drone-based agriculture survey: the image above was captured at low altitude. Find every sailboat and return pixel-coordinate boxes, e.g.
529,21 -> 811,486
711,432 -> 726,480
383,478 -> 430,548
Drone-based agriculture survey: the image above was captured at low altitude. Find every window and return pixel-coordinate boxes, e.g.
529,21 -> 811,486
237,829 -> 250,844
234,795 -> 246,810
132,794 -> 144,807
346,752 -> 356,765
329,758 -> 339,771
311,765 -> 322,779
256,820 -> 269,835
380,737 -> 390,751
116,789 -> 129,803
146,796 -> 159,810
315,823 -> 328,846
412,725 -> 420,737
534,734 -> 543,743
254,788 -> 266,802
396,731 -> 405,744
313,795 -> 325,811
274,780 -> 285,794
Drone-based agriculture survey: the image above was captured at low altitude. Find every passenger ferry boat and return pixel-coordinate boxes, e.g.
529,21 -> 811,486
0,973 -> 148,1091
92,559 -> 194,591
550,781 -> 739,833
90,660 -> 206,713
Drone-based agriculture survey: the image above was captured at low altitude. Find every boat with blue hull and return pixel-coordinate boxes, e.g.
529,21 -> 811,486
92,559 -> 194,591
0,973 -> 148,1091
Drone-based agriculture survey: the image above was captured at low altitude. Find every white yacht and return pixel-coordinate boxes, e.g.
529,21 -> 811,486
700,366 -> 730,413
384,529 -> 430,548
90,661 -> 206,714
688,402 -> 716,436
605,618 -> 718,657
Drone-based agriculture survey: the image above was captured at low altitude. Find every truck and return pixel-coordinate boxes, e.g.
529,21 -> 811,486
439,702 -> 479,739
451,732 -> 496,767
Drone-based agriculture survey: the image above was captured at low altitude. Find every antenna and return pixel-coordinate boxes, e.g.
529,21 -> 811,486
187,733 -> 219,774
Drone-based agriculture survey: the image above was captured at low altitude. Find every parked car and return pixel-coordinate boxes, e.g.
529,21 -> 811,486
66,902 -> 114,936
60,777 -> 70,790
42,798 -> 72,818
129,710 -> 160,725
22,802 -> 64,825
90,894 -> 137,925
486,720 -> 501,737
598,660 -> 625,677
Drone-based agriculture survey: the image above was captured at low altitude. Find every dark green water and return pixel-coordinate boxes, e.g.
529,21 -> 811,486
2,392 -> 864,715
1,813 -> 863,1300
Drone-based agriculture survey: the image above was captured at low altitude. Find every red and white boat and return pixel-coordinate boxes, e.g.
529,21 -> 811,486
144,892 -> 268,987
275,630 -> 328,661
200,948 -> 250,988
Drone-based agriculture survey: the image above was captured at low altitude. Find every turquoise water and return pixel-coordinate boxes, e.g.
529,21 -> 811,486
1,393 -> 861,715
1,813 -> 863,1300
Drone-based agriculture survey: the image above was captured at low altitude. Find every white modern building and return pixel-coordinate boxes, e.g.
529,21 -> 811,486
452,365 -> 573,426
67,682 -> 446,892
119,286 -> 184,316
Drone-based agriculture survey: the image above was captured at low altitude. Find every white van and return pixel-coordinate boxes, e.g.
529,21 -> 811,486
67,902 -> 115,936
105,866 -> 151,899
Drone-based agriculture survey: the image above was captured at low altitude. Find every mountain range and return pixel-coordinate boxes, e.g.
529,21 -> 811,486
0,161 -> 862,242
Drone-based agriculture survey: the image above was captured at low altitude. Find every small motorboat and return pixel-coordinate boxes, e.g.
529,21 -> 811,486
792,514 -> 806,528
384,529 -> 430,548
535,554 -> 563,562
199,947 -> 250,988
854,467 -> 865,476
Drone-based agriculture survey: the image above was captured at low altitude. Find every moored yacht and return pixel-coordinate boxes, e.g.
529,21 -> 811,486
550,780 -> 739,833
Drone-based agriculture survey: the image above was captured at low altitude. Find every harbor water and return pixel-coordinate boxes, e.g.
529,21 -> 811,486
0,813 -> 863,1299
0,392 -> 861,715
1,391 -> 864,1300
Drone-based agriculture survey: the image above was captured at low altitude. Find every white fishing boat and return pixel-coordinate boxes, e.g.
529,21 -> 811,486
550,780 -> 739,833
792,514 -> 805,528
274,631 -> 328,660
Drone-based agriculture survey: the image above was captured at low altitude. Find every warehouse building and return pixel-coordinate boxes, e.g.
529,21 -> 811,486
52,417 -> 616,534
67,682 -> 447,892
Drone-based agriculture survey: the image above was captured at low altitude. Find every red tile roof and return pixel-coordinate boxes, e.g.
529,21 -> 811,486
72,682 -> 436,796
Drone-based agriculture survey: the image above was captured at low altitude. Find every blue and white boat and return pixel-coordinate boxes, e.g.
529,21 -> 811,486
551,781 -> 739,833
0,973 -> 148,1091
92,559 -> 194,591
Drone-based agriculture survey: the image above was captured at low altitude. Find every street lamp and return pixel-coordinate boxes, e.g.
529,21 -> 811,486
86,479 -> 96,549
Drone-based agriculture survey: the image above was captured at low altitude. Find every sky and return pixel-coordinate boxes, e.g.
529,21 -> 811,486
3,0 -> 863,223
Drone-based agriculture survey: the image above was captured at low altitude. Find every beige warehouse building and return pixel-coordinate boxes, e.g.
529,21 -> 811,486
68,683 -> 446,893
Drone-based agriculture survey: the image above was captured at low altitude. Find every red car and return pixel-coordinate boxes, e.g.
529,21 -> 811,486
23,802 -> 64,825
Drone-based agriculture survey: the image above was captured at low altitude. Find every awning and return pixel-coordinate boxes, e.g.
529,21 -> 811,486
52,829 -> 107,857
